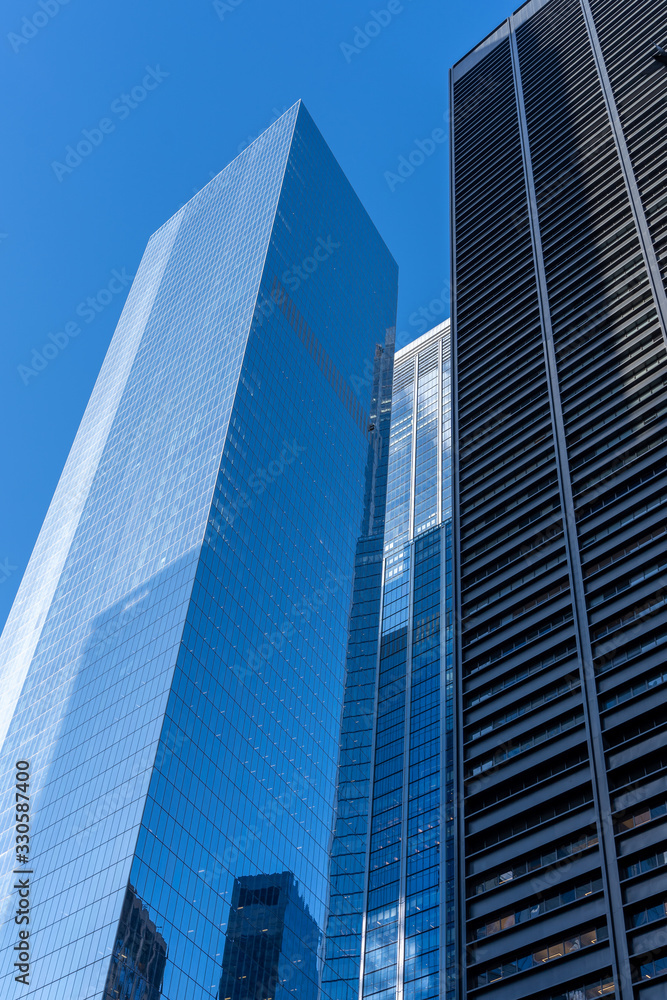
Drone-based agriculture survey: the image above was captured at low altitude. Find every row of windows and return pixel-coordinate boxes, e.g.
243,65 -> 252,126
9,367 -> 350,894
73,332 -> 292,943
546,975 -> 614,1000
473,926 -> 607,986
465,610 -> 574,674
590,588 -> 667,643
474,877 -> 603,940
467,712 -> 583,776
622,850 -> 667,880
639,955 -> 667,979
602,666 -> 666,711
630,899 -> 667,928
616,797 -> 667,833
583,522 -> 665,581
473,785 -> 592,850
466,644 -> 577,706
594,624 -> 666,676
467,676 -> 578,741
466,578 -> 570,643
464,550 -> 566,616
588,550 -> 667,610
473,831 -> 599,895
638,956 -> 667,982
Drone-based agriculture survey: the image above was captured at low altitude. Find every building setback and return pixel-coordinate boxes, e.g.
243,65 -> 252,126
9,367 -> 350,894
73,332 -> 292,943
0,102 -> 397,999
450,1 -> 667,999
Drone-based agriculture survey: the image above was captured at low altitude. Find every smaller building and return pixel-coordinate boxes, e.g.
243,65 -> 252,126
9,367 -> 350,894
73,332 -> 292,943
359,321 -> 455,1000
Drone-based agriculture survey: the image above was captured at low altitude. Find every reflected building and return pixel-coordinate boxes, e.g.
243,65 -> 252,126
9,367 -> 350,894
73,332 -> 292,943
450,1 -> 667,999
218,873 -> 318,1000
104,885 -> 168,1000
0,101 -> 397,999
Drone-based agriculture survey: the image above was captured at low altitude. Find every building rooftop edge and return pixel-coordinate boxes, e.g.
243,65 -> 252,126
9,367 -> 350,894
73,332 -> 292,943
451,0 -> 552,77
149,101 -> 304,240
395,319 -> 450,362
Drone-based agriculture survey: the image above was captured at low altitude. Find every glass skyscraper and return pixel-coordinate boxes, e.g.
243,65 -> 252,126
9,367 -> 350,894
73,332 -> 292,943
4,3 -> 666,1000
0,101 -> 397,999
450,1 -> 667,998
328,322 -> 453,1000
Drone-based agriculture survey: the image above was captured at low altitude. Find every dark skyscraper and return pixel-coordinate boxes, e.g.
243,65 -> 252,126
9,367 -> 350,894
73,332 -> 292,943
0,102 -> 397,999
451,1 -> 667,999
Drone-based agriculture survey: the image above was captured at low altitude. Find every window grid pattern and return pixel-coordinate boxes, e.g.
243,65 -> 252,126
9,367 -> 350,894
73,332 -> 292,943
362,324 -> 452,1000
384,364 -> 415,556
413,351 -> 439,536
0,102 -> 399,1000
453,0 -> 667,996
0,104 -> 302,1000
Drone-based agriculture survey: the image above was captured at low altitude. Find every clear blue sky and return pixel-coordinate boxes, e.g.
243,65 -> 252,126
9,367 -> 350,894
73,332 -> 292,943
1,0 -> 512,631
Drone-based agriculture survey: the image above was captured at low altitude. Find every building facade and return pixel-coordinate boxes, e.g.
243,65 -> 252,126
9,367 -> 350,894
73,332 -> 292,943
322,334 -> 395,1000
337,323 -> 454,1000
0,102 -> 397,999
451,2 -> 667,999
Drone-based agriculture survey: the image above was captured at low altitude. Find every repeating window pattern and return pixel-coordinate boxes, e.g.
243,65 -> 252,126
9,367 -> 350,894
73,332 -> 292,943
452,0 -> 667,996
473,926 -> 608,988
0,102 -> 399,1000
413,350 -> 439,536
384,365 -> 415,556
474,877 -> 603,940
362,323 -> 452,1000
323,334 -> 396,1000
473,830 -> 599,896
0,104 -> 302,1000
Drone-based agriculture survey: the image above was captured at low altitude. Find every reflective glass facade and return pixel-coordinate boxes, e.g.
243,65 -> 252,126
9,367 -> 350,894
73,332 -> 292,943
0,101 -> 397,999
323,336 -> 395,1000
354,324 -> 454,1000
451,3 -> 667,999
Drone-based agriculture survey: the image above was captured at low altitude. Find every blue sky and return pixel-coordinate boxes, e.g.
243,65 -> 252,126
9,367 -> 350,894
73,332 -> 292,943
1,0 -> 512,630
